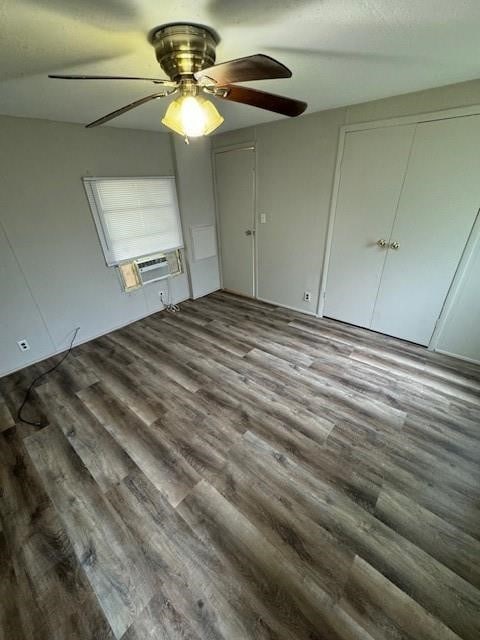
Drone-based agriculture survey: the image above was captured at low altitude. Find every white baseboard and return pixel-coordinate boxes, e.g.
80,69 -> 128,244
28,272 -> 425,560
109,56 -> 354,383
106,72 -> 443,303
433,348 -> 480,366
192,286 -> 221,300
255,296 -> 318,317
257,296 -> 479,365
1,294 -> 191,379
5,291 -> 476,379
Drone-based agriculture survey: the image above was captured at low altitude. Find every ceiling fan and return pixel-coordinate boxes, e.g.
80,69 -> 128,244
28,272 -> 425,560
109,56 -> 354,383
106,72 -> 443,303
49,22 -> 307,140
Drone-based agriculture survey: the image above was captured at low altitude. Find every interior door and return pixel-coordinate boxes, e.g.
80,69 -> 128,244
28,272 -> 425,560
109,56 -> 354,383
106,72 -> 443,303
324,125 -> 415,327
215,148 -> 255,297
372,115 -> 480,345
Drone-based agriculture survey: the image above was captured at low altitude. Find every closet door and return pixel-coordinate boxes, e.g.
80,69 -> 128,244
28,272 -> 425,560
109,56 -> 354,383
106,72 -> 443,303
372,115 -> 480,345
324,125 -> 415,328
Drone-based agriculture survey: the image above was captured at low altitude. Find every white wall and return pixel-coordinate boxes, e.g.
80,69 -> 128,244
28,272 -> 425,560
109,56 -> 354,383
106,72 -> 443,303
435,219 -> 480,362
0,115 -> 218,377
172,136 -> 221,299
0,220 -> 55,372
255,110 -> 345,311
213,78 -> 480,360
212,113 -> 348,314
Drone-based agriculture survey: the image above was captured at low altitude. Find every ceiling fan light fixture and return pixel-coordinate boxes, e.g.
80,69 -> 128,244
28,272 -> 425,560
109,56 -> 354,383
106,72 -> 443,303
49,23 -> 307,132
161,95 -> 224,138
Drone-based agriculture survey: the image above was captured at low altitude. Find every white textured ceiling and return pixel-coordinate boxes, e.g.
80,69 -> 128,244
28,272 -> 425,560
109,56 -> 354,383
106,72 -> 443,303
1,0 -> 480,133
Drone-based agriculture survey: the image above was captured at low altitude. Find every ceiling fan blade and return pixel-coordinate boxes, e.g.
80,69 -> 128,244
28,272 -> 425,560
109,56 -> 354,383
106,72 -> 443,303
86,92 -> 169,128
217,85 -> 307,117
49,74 -> 177,86
194,54 -> 291,85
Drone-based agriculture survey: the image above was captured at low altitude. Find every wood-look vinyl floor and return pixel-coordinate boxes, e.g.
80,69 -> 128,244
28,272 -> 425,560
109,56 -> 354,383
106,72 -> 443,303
1,291 -> 480,640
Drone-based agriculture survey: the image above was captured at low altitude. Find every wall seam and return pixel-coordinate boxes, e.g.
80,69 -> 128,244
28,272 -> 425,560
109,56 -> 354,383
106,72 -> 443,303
0,217 -> 56,351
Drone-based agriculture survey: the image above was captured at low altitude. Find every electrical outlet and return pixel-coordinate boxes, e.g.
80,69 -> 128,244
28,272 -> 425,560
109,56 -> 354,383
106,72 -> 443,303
303,291 -> 312,302
17,339 -> 30,352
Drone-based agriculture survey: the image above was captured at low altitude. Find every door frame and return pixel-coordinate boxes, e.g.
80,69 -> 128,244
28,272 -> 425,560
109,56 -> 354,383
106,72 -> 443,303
212,142 -> 257,298
317,103 -> 480,350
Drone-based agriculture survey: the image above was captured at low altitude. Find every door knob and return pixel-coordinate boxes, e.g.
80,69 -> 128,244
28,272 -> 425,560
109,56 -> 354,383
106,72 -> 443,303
377,239 -> 387,247
390,241 -> 400,250
245,229 -> 253,236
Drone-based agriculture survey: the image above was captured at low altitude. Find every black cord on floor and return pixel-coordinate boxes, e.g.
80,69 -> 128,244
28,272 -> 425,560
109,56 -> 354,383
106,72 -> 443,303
17,327 -> 80,427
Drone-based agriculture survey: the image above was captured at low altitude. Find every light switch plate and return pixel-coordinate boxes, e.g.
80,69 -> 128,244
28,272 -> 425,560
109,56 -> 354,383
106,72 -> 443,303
260,213 -> 267,224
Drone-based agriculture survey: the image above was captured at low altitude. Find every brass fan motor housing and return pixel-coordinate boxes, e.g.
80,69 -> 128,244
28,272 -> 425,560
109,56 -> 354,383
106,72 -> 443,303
150,23 -> 219,82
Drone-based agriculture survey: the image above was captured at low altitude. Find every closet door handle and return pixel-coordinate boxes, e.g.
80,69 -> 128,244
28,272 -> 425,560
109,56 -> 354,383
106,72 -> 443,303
377,239 -> 387,247
389,241 -> 400,250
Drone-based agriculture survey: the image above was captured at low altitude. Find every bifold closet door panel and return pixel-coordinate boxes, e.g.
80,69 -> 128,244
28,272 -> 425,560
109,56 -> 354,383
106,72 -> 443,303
324,125 -> 415,328
372,115 -> 480,345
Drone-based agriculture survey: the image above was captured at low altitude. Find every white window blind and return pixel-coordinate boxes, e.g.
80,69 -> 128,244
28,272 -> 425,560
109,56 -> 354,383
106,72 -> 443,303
83,176 -> 183,266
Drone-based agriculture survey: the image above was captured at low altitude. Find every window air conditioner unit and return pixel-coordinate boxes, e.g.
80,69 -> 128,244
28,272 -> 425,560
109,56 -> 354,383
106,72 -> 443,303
136,250 -> 182,285
117,250 -> 182,291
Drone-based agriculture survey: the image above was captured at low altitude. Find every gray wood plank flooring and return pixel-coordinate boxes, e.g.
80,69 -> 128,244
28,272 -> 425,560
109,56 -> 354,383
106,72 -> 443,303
1,291 -> 479,639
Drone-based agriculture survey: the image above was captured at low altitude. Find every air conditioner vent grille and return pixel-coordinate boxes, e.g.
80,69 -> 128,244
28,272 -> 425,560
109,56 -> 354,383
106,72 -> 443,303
138,257 -> 166,269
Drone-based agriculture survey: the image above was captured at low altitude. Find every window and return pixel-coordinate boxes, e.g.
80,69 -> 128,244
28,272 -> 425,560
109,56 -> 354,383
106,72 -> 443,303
83,176 -> 183,266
